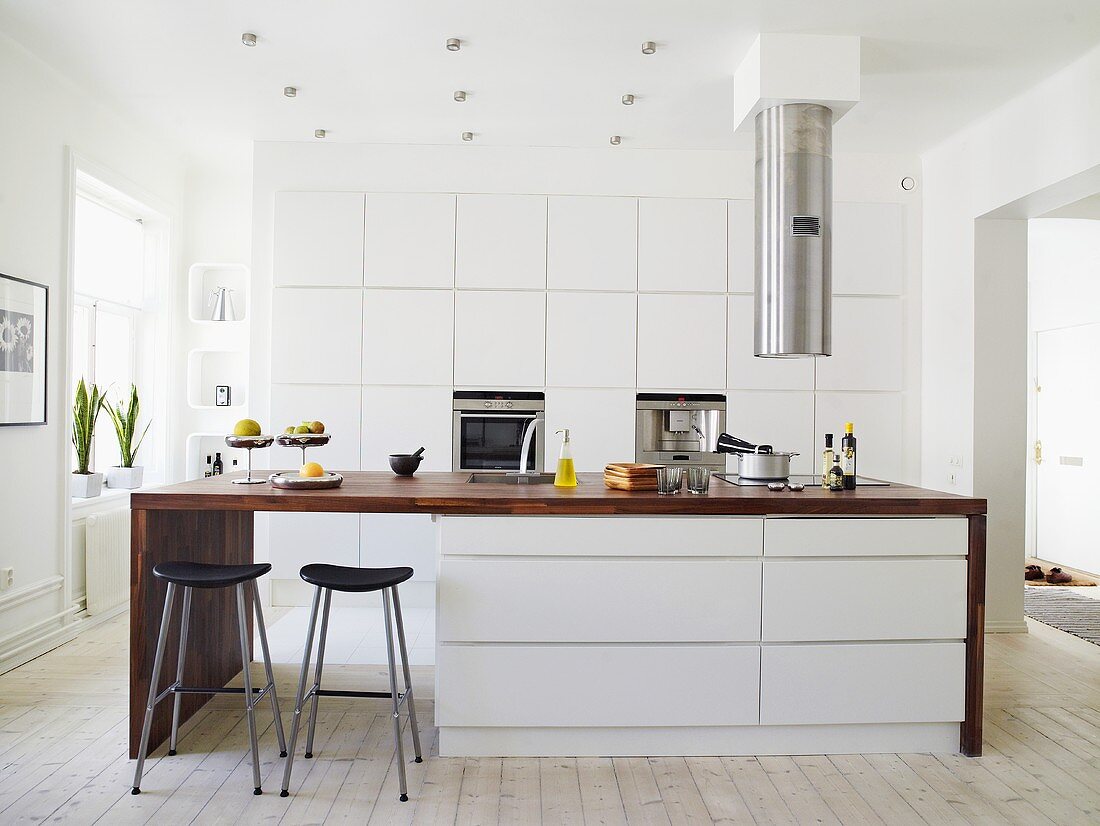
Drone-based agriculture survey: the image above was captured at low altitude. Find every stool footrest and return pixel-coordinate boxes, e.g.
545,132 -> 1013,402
156,682 -> 275,705
307,687 -> 410,708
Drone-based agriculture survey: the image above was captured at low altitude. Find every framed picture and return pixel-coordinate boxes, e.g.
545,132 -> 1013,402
0,273 -> 48,426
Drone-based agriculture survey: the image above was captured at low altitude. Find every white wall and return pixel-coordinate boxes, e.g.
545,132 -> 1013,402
250,142 -> 922,604
0,32 -> 186,670
920,42 -> 1100,631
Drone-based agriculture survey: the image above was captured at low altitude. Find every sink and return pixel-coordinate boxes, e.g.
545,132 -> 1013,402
467,473 -> 559,485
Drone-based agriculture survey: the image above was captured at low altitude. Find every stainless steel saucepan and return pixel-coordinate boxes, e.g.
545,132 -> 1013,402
716,434 -> 799,480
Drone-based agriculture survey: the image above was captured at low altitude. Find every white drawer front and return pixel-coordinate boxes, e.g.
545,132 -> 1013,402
762,559 -> 967,641
439,559 -> 761,642
437,645 -> 760,727
440,516 -> 763,557
760,643 -> 965,725
764,517 -> 968,557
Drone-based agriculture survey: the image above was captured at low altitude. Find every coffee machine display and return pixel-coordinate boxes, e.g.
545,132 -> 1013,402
635,393 -> 727,472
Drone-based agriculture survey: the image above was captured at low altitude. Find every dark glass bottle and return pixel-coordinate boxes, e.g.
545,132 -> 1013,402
828,453 -> 844,491
841,421 -> 857,490
212,452 -> 224,476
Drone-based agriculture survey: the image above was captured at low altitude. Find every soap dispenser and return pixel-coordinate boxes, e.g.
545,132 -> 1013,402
554,429 -> 577,487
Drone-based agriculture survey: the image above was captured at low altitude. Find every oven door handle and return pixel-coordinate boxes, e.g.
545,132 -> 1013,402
455,412 -> 540,419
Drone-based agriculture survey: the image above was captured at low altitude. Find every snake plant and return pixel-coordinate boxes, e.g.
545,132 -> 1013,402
104,383 -> 151,468
72,378 -> 105,474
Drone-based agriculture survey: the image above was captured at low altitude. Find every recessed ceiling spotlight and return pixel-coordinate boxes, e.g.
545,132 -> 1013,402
283,86 -> 297,98
900,176 -> 917,191
610,135 -> 622,145
314,129 -> 326,139
242,32 -> 257,47
446,38 -> 461,51
454,90 -> 467,102
622,94 -> 635,105
461,131 -> 474,142
641,41 -> 656,55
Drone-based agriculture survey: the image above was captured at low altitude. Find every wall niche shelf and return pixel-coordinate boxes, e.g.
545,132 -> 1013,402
186,349 -> 247,409
185,432 -> 253,481
188,263 -> 250,324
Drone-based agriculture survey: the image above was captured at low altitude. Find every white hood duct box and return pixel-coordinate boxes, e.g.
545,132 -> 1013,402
754,102 -> 832,358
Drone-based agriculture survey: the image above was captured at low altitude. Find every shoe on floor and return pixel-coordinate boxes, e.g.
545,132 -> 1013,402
1046,567 -> 1073,584
1025,565 -> 1045,581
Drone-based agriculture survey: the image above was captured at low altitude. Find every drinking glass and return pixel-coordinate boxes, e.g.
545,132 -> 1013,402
656,466 -> 683,495
687,466 -> 711,494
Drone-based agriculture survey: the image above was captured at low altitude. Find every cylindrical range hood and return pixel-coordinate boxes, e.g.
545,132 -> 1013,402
754,103 -> 833,358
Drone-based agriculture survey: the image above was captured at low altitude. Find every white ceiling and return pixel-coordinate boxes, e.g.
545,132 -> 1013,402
1040,193 -> 1100,220
3,0 -> 1100,158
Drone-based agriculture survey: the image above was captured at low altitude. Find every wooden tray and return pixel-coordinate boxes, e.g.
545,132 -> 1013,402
604,475 -> 659,491
605,462 -> 663,476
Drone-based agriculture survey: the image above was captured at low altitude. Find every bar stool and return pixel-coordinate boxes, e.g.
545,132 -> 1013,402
281,564 -> 422,800
132,561 -> 287,796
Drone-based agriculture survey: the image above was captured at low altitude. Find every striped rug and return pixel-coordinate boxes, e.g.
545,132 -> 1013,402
1024,587 -> 1100,646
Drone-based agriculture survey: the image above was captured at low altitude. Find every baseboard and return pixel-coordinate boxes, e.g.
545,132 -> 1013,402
986,618 -> 1029,634
0,602 -> 127,675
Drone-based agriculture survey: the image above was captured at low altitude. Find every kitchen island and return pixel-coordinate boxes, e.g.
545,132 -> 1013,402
130,472 -> 986,759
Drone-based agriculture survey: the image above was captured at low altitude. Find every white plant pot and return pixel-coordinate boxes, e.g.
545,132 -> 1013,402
107,466 -> 144,490
71,472 -> 104,498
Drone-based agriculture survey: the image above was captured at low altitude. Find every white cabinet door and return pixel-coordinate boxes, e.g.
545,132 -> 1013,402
727,295 -> 814,390
760,643 -> 966,725
271,288 -> 362,384
638,198 -> 727,292
764,518 -> 969,557
834,202 -> 904,295
724,391 -> 815,475
364,193 -> 455,288
454,291 -> 545,386
439,558 -> 761,642
547,196 -> 637,291
637,294 -> 726,389
270,384 -> 362,471
362,289 -> 453,385
273,192 -> 364,287
546,292 -> 636,387
361,386 -> 453,471
727,199 -> 754,292
544,388 -> 637,471
456,194 -> 546,289
361,514 -> 438,582
268,512 -> 360,579
437,645 -> 760,726
814,392 -> 903,482
762,559 -> 968,641
815,296 -> 903,391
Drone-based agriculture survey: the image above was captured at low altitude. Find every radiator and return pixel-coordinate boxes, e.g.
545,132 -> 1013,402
85,508 -> 130,616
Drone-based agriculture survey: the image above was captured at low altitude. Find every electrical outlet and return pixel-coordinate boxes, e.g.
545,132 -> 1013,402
0,567 -> 12,590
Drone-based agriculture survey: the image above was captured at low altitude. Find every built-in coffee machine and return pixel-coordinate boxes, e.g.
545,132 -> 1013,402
635,393 -> 727,471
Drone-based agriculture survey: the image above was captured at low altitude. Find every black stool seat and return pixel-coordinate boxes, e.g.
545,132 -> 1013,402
300,563 -> 413,593
153,561 -> 272,589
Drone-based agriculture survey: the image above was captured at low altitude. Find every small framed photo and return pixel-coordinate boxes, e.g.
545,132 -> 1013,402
0,273 -> 48,426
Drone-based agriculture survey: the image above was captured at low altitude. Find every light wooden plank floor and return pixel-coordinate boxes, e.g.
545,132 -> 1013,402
2,613 -> 1100,824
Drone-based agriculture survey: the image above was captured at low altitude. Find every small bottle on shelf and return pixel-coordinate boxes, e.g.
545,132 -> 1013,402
231,459 -> 239,473
205,455 -> 213,478
821,433 -> 834,489
841,421 -> 857,490
212,452 -> 224,476
828,453 -> 844,491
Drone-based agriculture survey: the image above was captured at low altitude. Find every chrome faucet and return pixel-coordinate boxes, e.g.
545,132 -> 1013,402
510,418 -> 543,481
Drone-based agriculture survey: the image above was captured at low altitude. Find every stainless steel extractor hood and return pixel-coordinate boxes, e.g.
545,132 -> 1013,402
754,103 -> 832,358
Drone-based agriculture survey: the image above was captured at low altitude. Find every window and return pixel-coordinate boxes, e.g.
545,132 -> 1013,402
71,174 -> 166,484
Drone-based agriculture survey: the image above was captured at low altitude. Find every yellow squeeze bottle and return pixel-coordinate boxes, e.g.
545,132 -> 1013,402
554,428 -> 577,487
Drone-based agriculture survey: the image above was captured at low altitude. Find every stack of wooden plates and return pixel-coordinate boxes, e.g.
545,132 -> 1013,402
603,462 -> 663,491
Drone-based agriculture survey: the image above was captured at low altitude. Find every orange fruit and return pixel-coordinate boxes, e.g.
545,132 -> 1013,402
300,462 -> 324,478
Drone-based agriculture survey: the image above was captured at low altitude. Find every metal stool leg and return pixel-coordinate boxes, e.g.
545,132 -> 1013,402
132,582 -> 177,794
280,585 -> 322,797
391,586 -> 422,762
168,586 -> 192,756
382,588 -> 409,801
252,582 -> 288,757
235,583 -> 263,795
303,588 -> 332,759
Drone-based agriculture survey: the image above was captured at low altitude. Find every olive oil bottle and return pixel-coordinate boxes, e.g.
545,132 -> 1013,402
554,429 -> 577,488
821,433 -> 834,489
841,421 -> 857,490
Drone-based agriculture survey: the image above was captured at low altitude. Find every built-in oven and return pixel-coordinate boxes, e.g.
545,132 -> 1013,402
452,391 -> 545,473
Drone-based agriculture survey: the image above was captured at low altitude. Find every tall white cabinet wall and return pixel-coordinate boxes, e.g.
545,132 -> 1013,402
267,190 -> 909,605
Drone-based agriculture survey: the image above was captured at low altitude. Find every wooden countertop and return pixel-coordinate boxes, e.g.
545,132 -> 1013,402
131,471 -> 986,516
